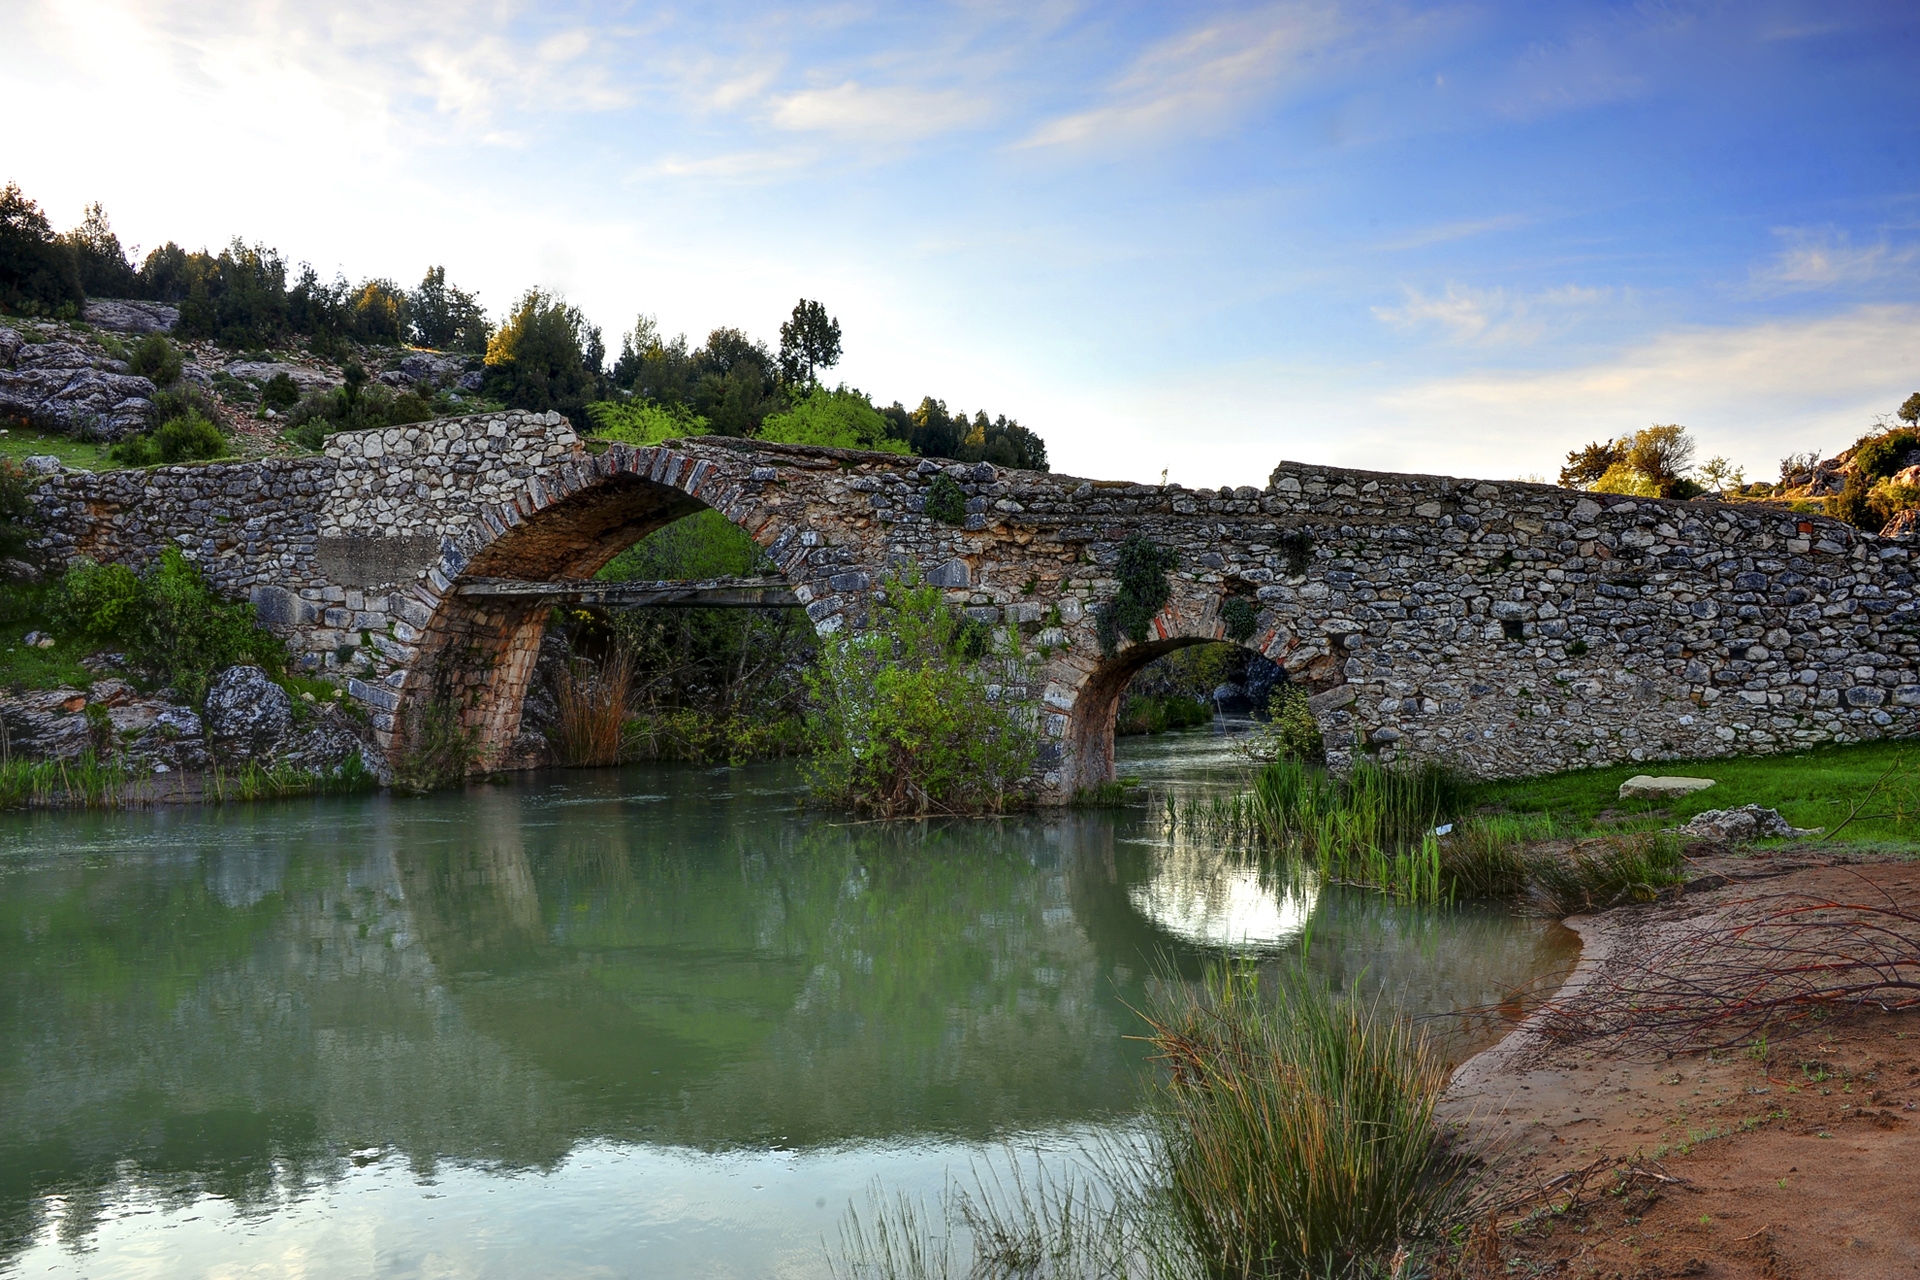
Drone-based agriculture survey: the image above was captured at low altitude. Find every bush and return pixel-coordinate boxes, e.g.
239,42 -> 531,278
924,471 -> 967,524
1851,427 -> 1919,481
109,410 -> 226,467
284,375 -> 432,449
262,372 -> 299,407
1236,685 -> 1325,762
583,398 -> 709,446
1221,595 -> 1259,642
483,287 -> 604,428
1097,535 -> 1177,653
804,572 -> 1037,816
46,548 -> 282,700
757,385 -> 909,453
125,334 -> 182,386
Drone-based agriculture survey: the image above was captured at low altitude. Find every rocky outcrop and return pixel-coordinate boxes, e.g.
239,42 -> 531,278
0,324 -> 156,440
223,360 -> 339,394
82,299 -> 180,335
1677,804 -> 1821,841
0,663 -> 372,779
380,352 -> 472,390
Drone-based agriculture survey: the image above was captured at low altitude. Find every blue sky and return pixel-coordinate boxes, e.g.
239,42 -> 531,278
4,0 -> 1916,485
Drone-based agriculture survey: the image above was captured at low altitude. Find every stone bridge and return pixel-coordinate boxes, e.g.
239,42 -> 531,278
30,410 -> 1920,799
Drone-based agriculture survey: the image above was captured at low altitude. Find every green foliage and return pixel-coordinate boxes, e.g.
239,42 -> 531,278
804,572 -> 1037,816
483,287 -> 604,427
584,398 -> 709,446
599,509 -> 759,581
285,364 -> 433,448
58,202 -> 138,298
1850,426 -> 1919,480
1236,685 -> 1325,763
777,298 -> 842,387
262,371 -> 299,407
125,334 -> 182,386
1116,693 -> 1211,735
924,472 -> 967,524
1526,832 -> 1685,916
109,410 -> 227,467
758,385 -> 909,453
1826,473 -> 1893,532
49,559 -> 142,639
176,239 -> 290,348
1099,535 -> 1177,654
47,548 -> 283,700
0,181 -> 83,314
408,265 -> 491,352
880,397 -> 1049,470
1901,392 -> 1920,427
0,457 -> 35,561
392,697 -> 478,793
1220,595 -> 1258,642
1141,965 -> 1478,1278
1564,424 -> 1700,498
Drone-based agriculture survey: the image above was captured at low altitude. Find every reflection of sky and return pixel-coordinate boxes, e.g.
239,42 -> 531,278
1127,843 -> 1317,952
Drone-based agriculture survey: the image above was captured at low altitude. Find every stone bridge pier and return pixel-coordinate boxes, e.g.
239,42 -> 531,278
30,410 -> 1920,800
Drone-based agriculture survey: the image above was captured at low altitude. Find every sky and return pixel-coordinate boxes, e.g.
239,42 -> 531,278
3,0 -> 1916,486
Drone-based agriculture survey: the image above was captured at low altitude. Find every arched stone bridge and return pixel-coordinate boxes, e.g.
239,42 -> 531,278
31,410 -> 1920,800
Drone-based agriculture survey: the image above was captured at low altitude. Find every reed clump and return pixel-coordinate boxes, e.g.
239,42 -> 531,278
553,647 -> 636,767
1524,831 -> 1686,917
1141,966 -> 1481,1278
828,965 -> 1486,1279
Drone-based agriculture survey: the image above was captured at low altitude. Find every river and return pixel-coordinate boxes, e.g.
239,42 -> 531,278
0,729 -> 1574,1278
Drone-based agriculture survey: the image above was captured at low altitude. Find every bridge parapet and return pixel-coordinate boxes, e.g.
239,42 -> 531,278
27,409 -> 1920,797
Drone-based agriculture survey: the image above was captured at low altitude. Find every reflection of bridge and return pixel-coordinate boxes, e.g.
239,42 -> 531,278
33,410 -> 1920,797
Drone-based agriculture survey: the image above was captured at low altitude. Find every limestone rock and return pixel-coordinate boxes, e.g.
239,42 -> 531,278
82,299 -> 180,334
223,360 -> 338,394
1678,804 -> 1821,841
1882,508 -> 1920,539
1618,775 -> 1716,800
202,665 -> 295,761
382,352 -> 467,389
0,333 -> 155,440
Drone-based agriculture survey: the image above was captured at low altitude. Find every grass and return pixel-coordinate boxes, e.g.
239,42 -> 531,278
1524,830 -> 1687,917
828,963 -> 1482,1279
0,425 -> 113,471
1470,740 -> 1920,847
0,750 -> 377,810
0,627 -> 98,691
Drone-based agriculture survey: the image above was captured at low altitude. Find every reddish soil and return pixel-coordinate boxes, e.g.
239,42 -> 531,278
1442,859 -> 1920,1279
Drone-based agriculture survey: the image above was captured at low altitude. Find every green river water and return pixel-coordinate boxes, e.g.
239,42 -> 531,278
0,730 -> 1574,1278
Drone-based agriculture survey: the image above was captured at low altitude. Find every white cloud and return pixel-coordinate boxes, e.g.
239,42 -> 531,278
1751,228 -> 1917,290
1018,1 -> 1345,149
1375,213 -> 1532,251
1371,282 -> 1607,346
767,80 -> 994,140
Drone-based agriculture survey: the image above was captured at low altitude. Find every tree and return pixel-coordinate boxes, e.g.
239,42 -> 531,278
691,326 -> 780,436
350,278 -> 410,345
59,202 -> 137,298
1626,424 -> 1696,496
483,288 -> 604,427
1559,439 -> 1626,487
409,266 -> 490,353
0,181 -> 83,313
778,299 -> 842,388
1900,392 -> 1920,427
1696,456 -> 1744,494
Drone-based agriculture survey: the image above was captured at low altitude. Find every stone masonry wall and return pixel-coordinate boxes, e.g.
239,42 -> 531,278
28,411 -> 1920,799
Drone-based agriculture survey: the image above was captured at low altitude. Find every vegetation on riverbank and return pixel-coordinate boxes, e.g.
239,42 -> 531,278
0,750 -> 374,810
805,572 -> 1038,816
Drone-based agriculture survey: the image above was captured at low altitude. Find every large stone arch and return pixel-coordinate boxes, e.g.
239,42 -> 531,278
394,440 -> 847,770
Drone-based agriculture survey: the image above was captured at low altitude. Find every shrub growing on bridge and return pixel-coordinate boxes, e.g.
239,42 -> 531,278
804,572 -> 1037,816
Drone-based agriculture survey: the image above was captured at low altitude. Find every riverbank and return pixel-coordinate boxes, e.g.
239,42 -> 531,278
1441,851 -> 1920,1278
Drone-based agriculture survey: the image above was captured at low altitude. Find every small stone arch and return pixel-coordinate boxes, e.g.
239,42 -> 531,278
392,441 -> 834,772
1056,599 -> 1349,793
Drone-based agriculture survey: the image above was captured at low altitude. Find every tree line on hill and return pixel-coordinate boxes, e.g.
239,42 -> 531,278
0,180 -> 1048,471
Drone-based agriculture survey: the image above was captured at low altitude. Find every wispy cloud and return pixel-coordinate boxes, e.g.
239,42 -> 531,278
1375,213 -> 1533,251
1018,1 -> 1346,149
1371,281 -> 1607,345
768,81 -> 995,141
1751,228 -> 1917,290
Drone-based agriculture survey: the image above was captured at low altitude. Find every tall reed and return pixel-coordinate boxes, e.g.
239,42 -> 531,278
1525,830 -> 1686,916
1140,965 -> 1481,1278
553,646 -> 636,767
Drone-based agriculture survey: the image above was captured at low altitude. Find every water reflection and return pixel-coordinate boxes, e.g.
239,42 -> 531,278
1127,841 -> 1318,950
0,735 -> 1576,1276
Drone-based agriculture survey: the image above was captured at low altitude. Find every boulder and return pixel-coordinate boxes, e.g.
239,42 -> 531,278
82,299 -> 180,334
222,360 -> 339,394
0,335 -> 154,440
202,665 -> 295,761
1882,508 -> 1920,539
1678,804 -> 1822,842
1618,775 -> 1716,800
382,352 -> 467,389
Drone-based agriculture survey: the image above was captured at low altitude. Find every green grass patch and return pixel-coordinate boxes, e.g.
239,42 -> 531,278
1471,740 -> 1920,848
0,426 -> 112,471
0,628 -> 98,691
